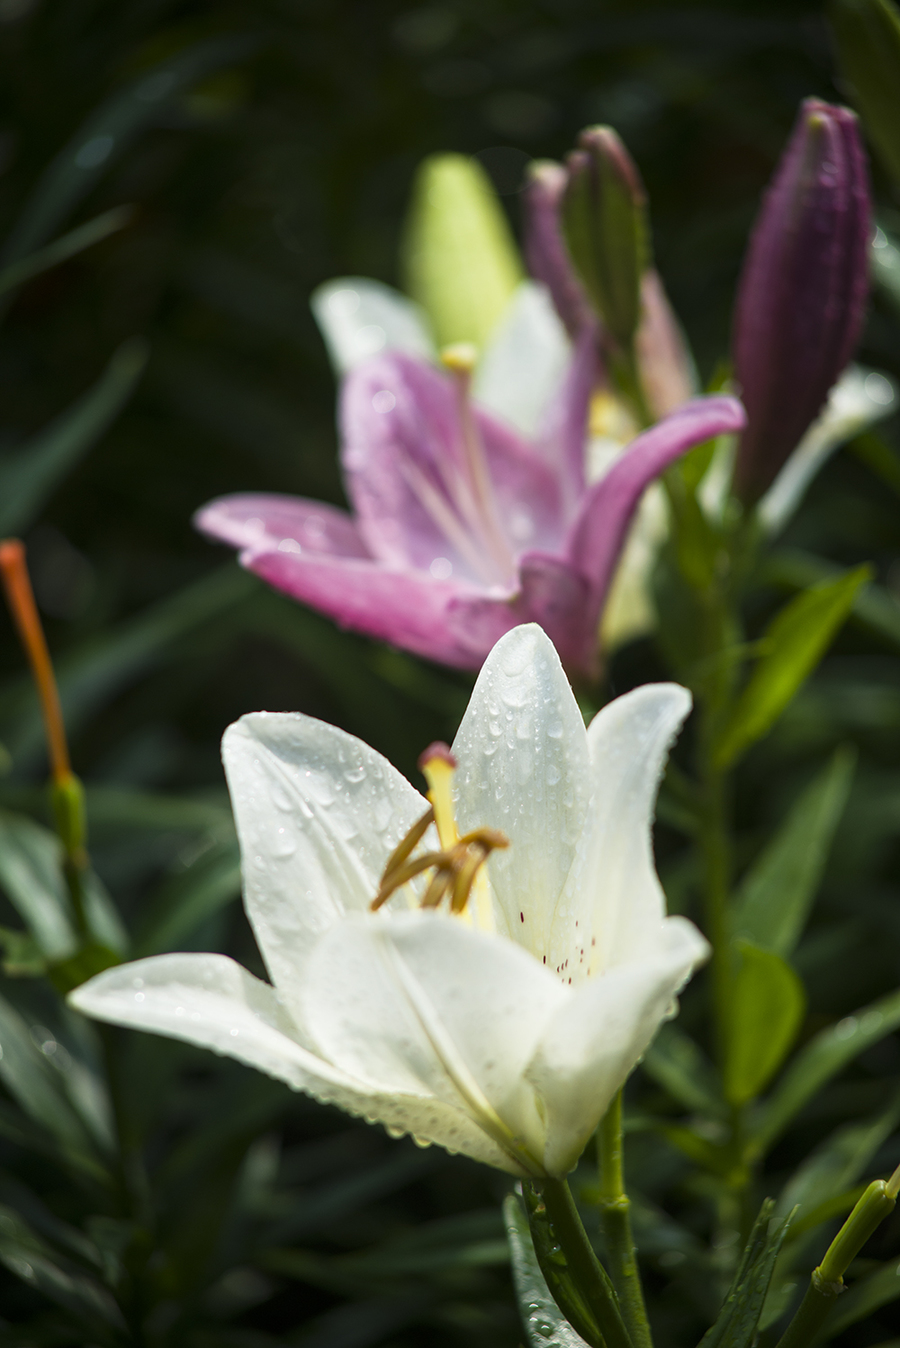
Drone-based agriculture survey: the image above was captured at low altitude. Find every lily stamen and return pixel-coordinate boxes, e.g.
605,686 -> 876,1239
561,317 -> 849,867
370,742 -> 509,916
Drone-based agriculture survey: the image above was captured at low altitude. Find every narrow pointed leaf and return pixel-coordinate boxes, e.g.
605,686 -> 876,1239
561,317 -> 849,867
1,34 -> 256,268
733,746 -> 855,955
724,942 -> 806,1105
0,338 -> 147,536
713,566 -> 871,768
0,206 -> 132,298
699,1201 -> 792,1348
830,0 -> 900,185
0,809 -> 76,960
754,985 -> 900,1152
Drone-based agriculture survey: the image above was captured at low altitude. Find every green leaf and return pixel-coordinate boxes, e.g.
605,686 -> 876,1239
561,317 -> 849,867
830,0 -> 900,186
0,338 -> 147,537
777,1089 -> 900,1225
0,809 -> 76,961
724,942 -> 806,1106
0,205 -> 132,298
848,429 -> 900,499
764,547 -> 900,651
503,1192 -> 592,1348
0,927 -> 47,977
0,992 -> 102,1172
871,224 -> 900,316
753,986 -> 900,1153
0,34 -> 256,269
401,153 -> 522,349
0,1202 -> 123,1330
641,1023 -> 724,1115
713,566 -> 871,768
733,747 -> 856,956
699,1200 -> 792,1348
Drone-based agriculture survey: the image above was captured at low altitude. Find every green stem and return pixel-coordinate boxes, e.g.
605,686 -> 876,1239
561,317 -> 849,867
698,753 -> 732,1066
776,1179 -> 897,1348
774,1270 -> 843,1348
538,1177 -> 635,1348
597,1092 -> 653,1348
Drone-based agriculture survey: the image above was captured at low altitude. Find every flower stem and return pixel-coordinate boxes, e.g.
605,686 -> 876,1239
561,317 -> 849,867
0,536 -> 89,935
536,1176 -> 635,1348
597,1091 -> 653,1348
775,1179 -> 897,1348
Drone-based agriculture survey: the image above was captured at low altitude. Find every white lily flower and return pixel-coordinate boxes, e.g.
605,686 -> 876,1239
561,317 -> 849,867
71,626 -> 708,1178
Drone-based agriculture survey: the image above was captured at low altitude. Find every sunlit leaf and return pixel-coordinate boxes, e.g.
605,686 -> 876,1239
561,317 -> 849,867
724,942 -> 806,1106
713,566 -> 871,768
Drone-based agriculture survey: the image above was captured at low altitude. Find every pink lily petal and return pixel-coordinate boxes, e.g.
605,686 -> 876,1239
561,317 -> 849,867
194,493 -> 371,559
242,544 -> 517,669
566,396 -> 747,612
535,325 -> 597,516
340,353 -> 564,582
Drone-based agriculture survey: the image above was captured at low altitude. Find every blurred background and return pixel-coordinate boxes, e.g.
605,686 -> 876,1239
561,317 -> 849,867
2,1 -> 900,1344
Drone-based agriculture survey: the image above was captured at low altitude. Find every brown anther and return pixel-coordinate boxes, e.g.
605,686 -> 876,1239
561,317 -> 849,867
369,798 -> 509,917
379,806 -> 435,890
370,849 -> 445,911
457,826 -> 509,852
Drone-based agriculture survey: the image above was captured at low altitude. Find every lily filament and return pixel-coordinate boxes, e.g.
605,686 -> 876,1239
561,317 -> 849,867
371,741 -> 508,915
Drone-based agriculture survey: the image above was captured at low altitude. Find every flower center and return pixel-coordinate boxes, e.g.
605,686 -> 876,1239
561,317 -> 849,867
436,345 -> 517,585
370,741 -> 508,919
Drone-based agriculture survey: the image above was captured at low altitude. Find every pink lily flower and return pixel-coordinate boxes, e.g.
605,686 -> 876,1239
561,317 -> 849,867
195,344 -> 744,676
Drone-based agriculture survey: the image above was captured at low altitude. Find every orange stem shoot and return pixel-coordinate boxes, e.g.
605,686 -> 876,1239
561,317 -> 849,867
0,538 -> 71,782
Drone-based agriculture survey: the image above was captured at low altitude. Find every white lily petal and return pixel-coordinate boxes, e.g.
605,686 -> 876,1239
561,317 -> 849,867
551,683 -> 692,979
759,364 -> 897,535
311,277 -> 435,375
222,713 -> 428,997
69,953 -> 515,1171
300,911 -> 567,1175
472,282 -> 571,437
69,952 -> 330,1088
452,626 -> 590,955
528,917 -> 709,1176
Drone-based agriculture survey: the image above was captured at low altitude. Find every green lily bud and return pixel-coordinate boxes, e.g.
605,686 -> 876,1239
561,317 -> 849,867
402,154 -> 522,350
561,126 -> 650,352
830,0 -> 900,186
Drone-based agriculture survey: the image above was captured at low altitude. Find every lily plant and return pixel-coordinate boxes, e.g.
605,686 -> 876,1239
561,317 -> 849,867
70,624 -> 707,1178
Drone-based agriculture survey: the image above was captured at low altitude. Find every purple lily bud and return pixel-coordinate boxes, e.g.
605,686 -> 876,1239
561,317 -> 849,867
732,98 -> 871,505
523,161 -> 594,340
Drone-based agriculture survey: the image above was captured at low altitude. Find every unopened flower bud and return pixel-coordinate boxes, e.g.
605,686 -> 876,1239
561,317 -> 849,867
732,99 -> 871,505
561,127 -> 650,352
523,161 -> 594,339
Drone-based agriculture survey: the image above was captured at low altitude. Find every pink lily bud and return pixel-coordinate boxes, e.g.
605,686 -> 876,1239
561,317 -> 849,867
522,161 -> 594,339
732,98 -> 871,505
